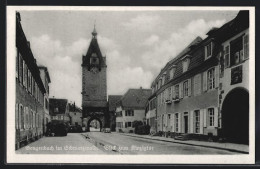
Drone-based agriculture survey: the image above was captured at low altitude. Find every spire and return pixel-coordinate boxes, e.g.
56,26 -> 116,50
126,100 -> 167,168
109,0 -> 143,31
92,21 -> 97,38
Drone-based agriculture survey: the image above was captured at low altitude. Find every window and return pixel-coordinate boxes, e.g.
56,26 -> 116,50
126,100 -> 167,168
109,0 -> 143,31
194,110 -> 200,133
175,113 -> 179,132
243,34 -> 249,59
224,45 -> 230,68
116,122 -> 123,128
175,85 -> 179,99
168,87 -> 172,101
23,61 -> 27,88
90,53 -> 99,65
125,110 -> 134,116
208,108 -> 214,127
116,111 -> 122,117
207,68 -> 215,90
19,53 -> 23,83
125,122 -> 132,128
182,58 -> 190,72
183,80 -> 189,97
169,67 -> 176,80
230,36 -> 243,66
162,74 -> 166,85
205,42 -> 212,59
18,105 -> 23,129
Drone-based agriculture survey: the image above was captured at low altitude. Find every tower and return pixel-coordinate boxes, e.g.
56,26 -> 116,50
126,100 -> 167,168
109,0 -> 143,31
81,25 -> 108,131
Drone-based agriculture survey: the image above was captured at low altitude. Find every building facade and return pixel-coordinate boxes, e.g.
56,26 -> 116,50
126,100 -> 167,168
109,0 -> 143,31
15,12 -> 46,149
49,98 -> 70,123
81,26 -> 108,131
145,94 -> 157,133
216,11 -> 249,144
38,66 -> 51,135
115,88 -> 151,133
68,102 -> 82,126
108,95 -> 122,131
148,10 -> 250,144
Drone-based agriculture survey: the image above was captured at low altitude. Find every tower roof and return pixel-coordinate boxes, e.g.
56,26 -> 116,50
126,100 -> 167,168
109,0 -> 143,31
92,24 -> 97,37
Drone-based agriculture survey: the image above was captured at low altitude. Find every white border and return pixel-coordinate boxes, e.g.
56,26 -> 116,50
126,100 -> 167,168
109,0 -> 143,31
6,6 -> 255,164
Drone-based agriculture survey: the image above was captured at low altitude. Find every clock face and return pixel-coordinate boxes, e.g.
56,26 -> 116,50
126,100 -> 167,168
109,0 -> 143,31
90,67 -> 98,74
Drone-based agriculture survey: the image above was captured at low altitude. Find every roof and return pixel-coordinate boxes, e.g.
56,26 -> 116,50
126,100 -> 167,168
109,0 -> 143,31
49,98 -> 68,116
152,36 -> 202,86
68,103 -> 82,113
108,95 -> 122,111
16,12 -> 46,94
38,65 -> 51,83
116,88 -> 152,109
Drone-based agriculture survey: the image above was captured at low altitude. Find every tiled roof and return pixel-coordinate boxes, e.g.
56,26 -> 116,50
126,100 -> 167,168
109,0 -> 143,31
108,95 -> 122,111
117,88 -> 152,109
49,98 -> 68,116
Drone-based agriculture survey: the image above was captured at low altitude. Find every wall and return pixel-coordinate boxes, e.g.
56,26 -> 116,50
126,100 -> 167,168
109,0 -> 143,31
69,112 -> 82,126
82,66 -> 107,108
16,80 -> 44,149
116,107 -> 146,133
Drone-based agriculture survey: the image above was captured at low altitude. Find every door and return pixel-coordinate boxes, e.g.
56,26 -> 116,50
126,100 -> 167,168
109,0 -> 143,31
184,116 -> 188,133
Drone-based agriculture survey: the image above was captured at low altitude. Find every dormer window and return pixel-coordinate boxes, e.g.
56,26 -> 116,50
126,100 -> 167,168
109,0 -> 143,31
182,55 -> 191,73
205,42 -> 213,60
169,65 -> 176,80
162,72 -> 166,85
90,53 -> 99,65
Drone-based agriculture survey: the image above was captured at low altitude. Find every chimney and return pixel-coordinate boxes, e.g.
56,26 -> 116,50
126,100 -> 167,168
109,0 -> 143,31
140,86 -> 142,89
27,41 -> 30,48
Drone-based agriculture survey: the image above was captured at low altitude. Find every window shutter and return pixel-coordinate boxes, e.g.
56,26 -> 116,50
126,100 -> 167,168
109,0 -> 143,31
16,49 -> 18,78
203,109 -> 207,127
188,79 -> 191,96
190,111 -> 194,133
214,107 -> 218,127
179,82 -> 183,98
23,107 -> 26,129
215,66 -> 219,88
172,86 -> 175,99
203,71 -> 207,92
178,113 -> 181,133
204,46 -> 207,59
172,114 -> 175,132
15,103 -> 18,129
200,110 -> 204,134
243,34 -> 249,59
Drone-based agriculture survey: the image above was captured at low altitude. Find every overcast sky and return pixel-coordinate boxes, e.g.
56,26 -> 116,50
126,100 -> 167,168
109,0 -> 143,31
19,9 -> 239,107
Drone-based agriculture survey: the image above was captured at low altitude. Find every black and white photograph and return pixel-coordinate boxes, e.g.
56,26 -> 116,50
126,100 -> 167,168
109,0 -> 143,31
6,6 -> 255,164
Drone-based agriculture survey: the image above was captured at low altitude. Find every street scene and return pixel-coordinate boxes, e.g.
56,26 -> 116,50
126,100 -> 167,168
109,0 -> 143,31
14,8 -> 251,156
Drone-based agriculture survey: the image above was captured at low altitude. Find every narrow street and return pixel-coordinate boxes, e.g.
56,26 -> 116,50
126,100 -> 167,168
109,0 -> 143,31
16,131 -> 244,155
83,132 -> 237,154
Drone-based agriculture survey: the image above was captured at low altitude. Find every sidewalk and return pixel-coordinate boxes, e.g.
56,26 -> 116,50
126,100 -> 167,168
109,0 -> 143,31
118,133 -> 249,154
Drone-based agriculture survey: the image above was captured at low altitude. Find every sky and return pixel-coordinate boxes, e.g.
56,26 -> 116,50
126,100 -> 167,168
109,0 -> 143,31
19,9 -> 239,107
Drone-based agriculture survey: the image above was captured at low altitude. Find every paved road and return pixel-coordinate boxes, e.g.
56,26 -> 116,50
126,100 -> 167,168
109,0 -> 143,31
84,132 -> 237,154
16,133 -> 104,154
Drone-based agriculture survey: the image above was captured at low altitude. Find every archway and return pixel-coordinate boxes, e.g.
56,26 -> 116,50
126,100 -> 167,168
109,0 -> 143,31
87,117 -> 103,132
221,88 -> 249,144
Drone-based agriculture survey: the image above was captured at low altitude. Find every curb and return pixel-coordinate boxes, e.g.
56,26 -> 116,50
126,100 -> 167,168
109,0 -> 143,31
118,133 -> 249,154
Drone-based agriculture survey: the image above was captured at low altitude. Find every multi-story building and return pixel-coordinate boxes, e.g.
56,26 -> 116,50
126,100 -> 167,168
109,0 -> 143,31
108,95 -> 122,131
49,98 -> 70,123
38,65 -> 51,135
145,94 -> 157,133
68,102 -> 82,126
216,11 -> 249,144
148,10 -> 250,144
15,12 -> 46,149
115,88 -> 151,133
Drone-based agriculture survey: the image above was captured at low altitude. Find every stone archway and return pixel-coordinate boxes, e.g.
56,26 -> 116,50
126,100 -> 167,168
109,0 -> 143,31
83,115 -> 105,132
221,87 -> 249,144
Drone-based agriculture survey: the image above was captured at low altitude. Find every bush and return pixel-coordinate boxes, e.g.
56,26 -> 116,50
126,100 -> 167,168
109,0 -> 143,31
135,125 -> 150,135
